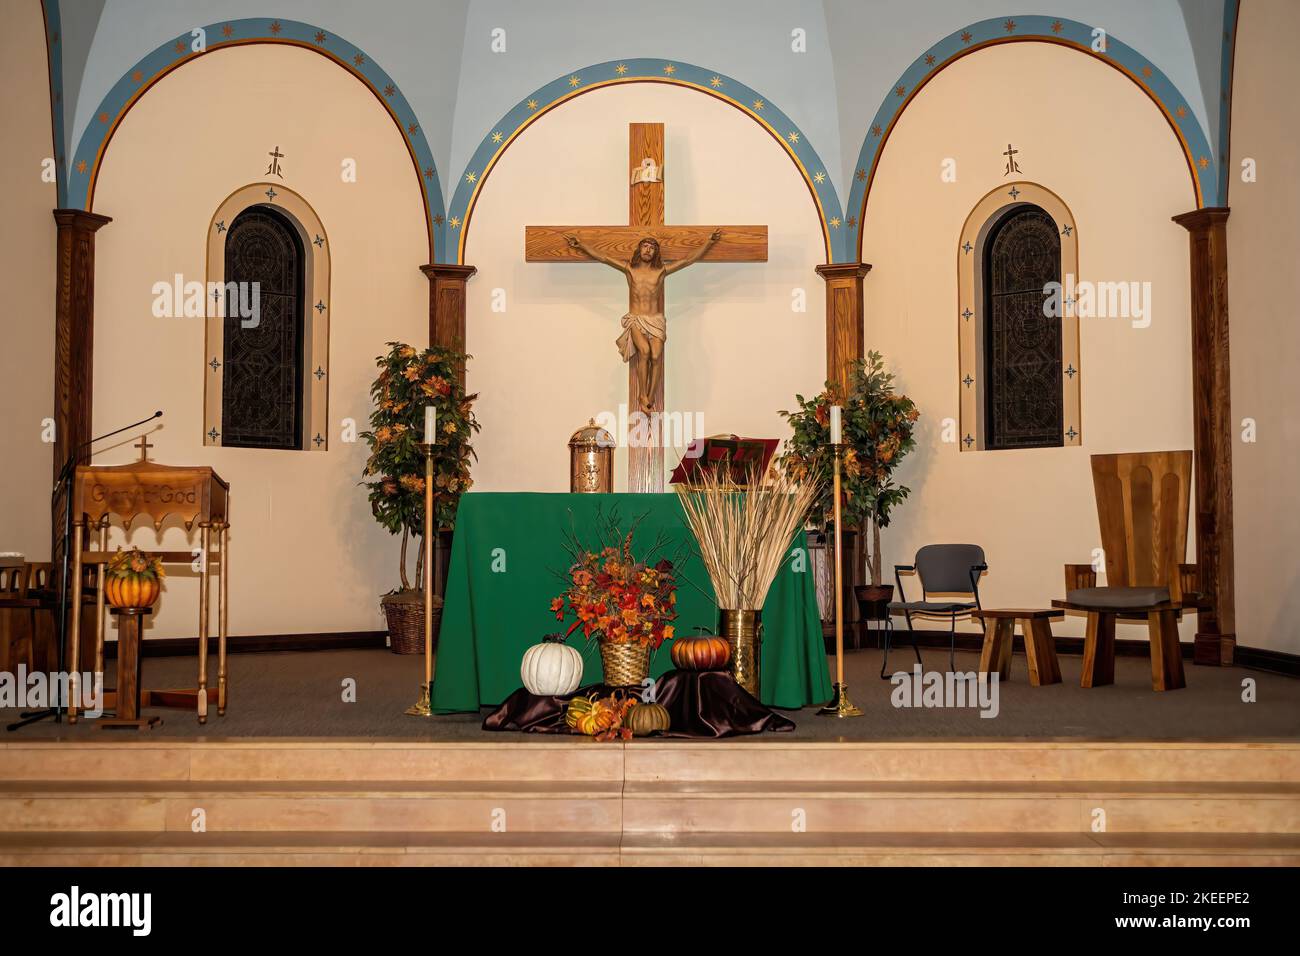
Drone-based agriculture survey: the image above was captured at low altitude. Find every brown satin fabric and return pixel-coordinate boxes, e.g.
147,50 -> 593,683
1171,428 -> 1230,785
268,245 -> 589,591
482,669 -> 795,738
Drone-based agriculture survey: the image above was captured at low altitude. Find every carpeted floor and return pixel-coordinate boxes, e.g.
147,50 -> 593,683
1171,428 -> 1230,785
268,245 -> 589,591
4,645 -> 1297,740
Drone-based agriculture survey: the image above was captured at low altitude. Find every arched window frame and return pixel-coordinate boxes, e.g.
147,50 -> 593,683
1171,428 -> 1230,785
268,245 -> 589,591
204,183 -> 331,451
957,181 -> 1080,452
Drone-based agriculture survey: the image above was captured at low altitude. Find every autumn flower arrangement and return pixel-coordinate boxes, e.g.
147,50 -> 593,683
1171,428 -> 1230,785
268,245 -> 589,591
780,350 -> 919,586
361,342 -> 478,594
551,533 -> 678,651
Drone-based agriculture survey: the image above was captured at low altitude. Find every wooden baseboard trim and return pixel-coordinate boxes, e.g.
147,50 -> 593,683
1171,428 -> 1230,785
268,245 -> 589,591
104,630 -> 388,659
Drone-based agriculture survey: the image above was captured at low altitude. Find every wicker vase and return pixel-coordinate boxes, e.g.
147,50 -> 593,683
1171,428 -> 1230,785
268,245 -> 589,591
720,608 -> 762,698
599,641 -> 651,687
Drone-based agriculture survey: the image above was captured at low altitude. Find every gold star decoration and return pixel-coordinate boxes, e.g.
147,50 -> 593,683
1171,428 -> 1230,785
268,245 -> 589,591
76,160 -> 87,173
1003,19 -> 1016,32
384,84 -> 395,97
871,124 -> 882,137
1176,105 -> 1187,119
449,216 -> 461,228
315,31 -> 327,44
491,131 -> 504,143
1198,156 -> 1210,169
856,168 -> 867,181
174,40 -> 186,54
407,123 -> 419,135
433,214 -> 445,225
354,54 -> 366,67
222,24 -> 233,38
568,74 -> 581,87
895,85 -> 906,97
1051,20 -> 1063,34
753,99 -> 765,111
709,76 -> 723,88
1141,65 -> 1152,78
615,63 -> 628,75
663,63 -> 676,75
131,69 -> 143,83
424,167 -> 434,179
847,216 -> 858,228
527,99 -> 539,111
98,112 -> 109,123
465,171 -> 478,183
787,131 -> 800,144
924,54 -> 936,66
813,172 -> 826,184
829,217 -> 841,228
961,31 -> 973,44
270,20 -> 282,34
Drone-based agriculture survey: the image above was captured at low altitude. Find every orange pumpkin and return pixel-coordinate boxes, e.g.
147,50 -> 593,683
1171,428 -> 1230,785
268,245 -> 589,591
104,575 -> 161,610
670,634 -> 731,671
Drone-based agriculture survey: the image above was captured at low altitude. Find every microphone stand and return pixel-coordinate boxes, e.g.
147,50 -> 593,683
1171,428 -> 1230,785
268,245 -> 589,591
7,412 -> 163,731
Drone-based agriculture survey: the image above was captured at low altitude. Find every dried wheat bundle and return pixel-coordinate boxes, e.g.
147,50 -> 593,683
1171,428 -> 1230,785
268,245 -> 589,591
674,463 -> 822,611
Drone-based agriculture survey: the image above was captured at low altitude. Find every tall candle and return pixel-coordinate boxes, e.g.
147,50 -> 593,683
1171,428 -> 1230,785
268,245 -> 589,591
424,406 -> 437,444
829,405 -> 842,444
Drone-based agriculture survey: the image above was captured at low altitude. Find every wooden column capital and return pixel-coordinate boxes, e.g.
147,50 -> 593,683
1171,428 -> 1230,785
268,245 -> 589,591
53,209 -> 113,233
816,261 -> 872,396
421,263 -> 477,384
1171,205 -> 1236,664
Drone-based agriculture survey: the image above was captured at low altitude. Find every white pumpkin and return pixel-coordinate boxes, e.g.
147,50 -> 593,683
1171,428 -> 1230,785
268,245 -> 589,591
520,638 -> 584,696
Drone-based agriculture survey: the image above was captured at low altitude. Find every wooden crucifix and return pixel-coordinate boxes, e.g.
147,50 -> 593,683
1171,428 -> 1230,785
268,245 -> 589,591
525,122 -> 767,492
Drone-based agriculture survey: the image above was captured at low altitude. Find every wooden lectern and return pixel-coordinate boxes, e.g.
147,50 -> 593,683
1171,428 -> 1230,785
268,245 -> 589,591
67,442 -> 230,724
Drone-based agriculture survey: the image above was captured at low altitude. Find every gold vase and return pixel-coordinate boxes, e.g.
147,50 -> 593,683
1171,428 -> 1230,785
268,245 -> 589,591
720,608 -> 761,698
599,641 -> 651,687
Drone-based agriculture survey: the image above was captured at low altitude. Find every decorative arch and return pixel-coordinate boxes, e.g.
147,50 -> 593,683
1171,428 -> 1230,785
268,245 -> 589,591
957,181 -> 1080,452
445,58 -> 846,264
67,18 -> 443,260
848,15 -> 1219,260
204,182 -> 331,452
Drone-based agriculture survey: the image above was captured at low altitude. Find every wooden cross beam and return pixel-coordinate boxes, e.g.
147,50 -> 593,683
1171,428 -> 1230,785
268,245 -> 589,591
525,123 -> 767,492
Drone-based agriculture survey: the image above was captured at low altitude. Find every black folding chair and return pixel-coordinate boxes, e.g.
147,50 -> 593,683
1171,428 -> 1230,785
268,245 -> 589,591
882,544 -> 987,677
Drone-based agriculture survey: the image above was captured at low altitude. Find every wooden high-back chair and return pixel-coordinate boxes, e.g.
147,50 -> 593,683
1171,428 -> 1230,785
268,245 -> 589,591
0,562 -> 35,675
1054,450 -> 1200,691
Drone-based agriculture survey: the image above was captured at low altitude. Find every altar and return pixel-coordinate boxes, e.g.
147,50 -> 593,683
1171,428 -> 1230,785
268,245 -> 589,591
430,493 -> 831,712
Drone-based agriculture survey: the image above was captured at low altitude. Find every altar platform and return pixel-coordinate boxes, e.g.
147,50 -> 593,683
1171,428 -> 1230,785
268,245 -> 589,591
2,646 -> 1298,866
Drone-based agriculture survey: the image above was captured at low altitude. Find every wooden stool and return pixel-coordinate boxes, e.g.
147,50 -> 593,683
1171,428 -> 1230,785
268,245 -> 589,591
99,608 -> 160,731
973,609 -> 1063,686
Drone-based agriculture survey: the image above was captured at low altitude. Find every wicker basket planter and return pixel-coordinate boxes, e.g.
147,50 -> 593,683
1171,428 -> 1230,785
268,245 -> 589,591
381,590 -> 443,656
599,641 -> 651,687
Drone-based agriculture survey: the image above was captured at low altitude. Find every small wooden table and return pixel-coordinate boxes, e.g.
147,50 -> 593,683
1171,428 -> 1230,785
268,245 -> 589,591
98,608 -> 160,731
973,609 -> 1063,686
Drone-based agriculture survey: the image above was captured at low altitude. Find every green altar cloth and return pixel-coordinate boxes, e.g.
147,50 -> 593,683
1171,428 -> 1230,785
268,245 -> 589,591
429,493 -> 832,712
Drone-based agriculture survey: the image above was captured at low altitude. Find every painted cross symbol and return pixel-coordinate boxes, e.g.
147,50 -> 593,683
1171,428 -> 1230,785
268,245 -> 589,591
1066,426 -> 1078,440
1003,143 -> 1020,176
209,357 -> 220,372
313,433 -> 325,447
314,234 -> 324,248
265,187 -> 278,201
134,435 -> 153,461
215,220 -> 226,233
207,427 -> 220,441
1061,224 -> 1073,236
315,300 -> 326,313
963,433 -> 975,448
266,146 -> 285,178
963,374 -> 974,388
1066,364 -> 1077,378
314,366 -> 325,380
962,307 -> 973,321
1008,185 -> 1021,200
962,241 -> 973,254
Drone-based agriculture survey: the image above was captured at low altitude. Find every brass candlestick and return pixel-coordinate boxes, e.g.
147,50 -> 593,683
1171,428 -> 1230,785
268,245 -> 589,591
405,442 -> 436,717
819,442 -> 863,718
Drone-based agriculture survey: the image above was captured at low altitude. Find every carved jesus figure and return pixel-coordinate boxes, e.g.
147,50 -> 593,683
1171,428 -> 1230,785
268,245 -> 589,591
565,230 -> 721,414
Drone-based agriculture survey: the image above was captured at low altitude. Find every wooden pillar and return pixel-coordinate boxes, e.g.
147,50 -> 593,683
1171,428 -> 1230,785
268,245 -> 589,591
420,263 -> 477,384
815,263 -> 871,396
51,209 -> 111,568
1172,207 -> 1236,665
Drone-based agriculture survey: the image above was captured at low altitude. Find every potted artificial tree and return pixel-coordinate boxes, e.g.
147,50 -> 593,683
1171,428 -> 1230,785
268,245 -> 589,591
780,350 -> 918,622
361,342 -> 478,654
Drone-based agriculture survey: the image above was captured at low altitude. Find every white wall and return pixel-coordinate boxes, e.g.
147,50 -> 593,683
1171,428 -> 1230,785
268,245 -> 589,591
860,42 -> 1196,637
91,43 -> 429,639
0,0 -> 57,561
1226,0 -> 1300,654
463,82 -> 827,492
